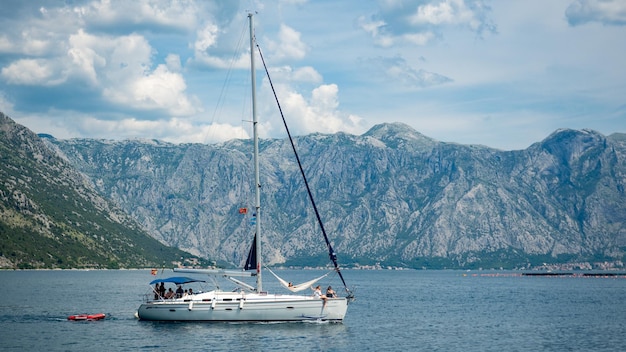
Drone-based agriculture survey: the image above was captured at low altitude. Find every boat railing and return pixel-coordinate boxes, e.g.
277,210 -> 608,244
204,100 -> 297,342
142,292 -> 171,303
143,293 -> 157,303
143,291 -> 204,303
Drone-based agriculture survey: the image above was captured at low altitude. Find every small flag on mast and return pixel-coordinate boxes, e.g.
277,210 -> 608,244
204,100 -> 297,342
151,269 -> 157,275
239,208 -> 248,214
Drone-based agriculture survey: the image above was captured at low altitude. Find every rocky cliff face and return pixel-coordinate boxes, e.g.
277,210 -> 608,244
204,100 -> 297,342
44,123 -> 626,269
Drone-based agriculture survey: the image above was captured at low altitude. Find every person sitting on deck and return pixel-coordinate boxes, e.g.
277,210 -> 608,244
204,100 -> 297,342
311,285 -> 328,300
164,288 -> 174,299
312,285 -> 328,308
326,286 -> 336,298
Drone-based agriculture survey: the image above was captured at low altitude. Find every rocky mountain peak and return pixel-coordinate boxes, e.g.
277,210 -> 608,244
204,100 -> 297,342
538,128 -> 606,161
363,122 -> 437,150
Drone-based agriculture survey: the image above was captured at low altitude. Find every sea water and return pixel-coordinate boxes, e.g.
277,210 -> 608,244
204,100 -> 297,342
0,269 -> 624,351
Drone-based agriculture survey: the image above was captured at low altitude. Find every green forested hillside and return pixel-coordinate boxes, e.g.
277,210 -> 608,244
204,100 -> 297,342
0,112 -> 205,269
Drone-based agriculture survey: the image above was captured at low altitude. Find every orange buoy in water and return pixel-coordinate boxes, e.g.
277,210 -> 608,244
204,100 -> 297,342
67,313 -> 106,321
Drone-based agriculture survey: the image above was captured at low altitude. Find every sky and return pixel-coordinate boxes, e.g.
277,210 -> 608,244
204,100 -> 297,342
0,0 -> 625,150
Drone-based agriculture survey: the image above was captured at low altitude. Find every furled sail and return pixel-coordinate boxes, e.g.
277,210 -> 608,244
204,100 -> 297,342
244,234 -> 257,271
265,267 -> 331,293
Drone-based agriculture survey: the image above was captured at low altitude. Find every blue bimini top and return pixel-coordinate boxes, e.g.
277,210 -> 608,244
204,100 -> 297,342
149,276 -> 205,285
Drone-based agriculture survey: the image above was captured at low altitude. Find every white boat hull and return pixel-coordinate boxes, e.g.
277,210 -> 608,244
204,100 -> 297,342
137,291 -> 348,322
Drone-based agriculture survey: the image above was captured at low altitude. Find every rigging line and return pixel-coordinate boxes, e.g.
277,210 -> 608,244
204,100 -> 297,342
255,42 -> 351,295
206,19 -> 249,143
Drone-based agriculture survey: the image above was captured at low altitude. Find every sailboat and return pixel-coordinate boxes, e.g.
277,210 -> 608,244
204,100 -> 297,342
136,13 -> 353,322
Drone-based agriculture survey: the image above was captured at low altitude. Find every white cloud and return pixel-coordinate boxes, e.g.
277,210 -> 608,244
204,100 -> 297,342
241,60 -> 363,137
16,29 -> 56,56
104,64 -> 198,116
0,92 -> 15,116
265,80 -> 362,136
75,116 -> 248,143
66,30 -> 106,86
190,52 -> 249,69
14,110 -> 249,144
189,19 -> 250,69
291,66 -> 323,83
0,34 -> 12,53
266,65 -> 322,84
357,16 -> 395,47
69,29 -> 200,115
402,32 -> 436,45
359,0 -> 496,47
409,0 -> 491,31
410,1 -> 460,25
362,56 -> 452,88
75,0 -> 200,32
1,59 -> 65,86
194,22 -> 220,53
267,24 -> 308,61
165,54 -> 182,73
566,0 -> 626,26
279,0 -> 308,4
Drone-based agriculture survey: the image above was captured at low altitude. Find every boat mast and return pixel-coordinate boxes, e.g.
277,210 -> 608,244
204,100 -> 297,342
249,13 -> 262,293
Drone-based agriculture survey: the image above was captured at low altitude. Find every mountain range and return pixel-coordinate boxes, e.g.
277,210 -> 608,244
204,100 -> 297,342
35,116 -> 626,270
